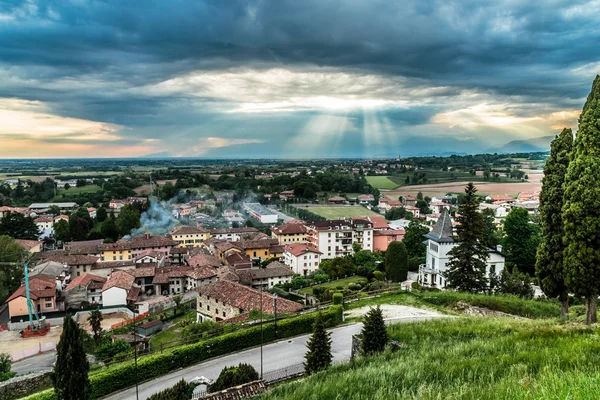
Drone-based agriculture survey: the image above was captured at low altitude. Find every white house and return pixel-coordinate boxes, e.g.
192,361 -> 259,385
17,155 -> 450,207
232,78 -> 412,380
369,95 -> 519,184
283,243 -> 322,275
418,209 -> 505,289
101,270 -> 140,307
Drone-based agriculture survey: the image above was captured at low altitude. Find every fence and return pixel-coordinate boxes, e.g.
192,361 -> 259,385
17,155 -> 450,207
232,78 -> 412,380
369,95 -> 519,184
10,341 -> 57,362
110,312 -> 149,330
191,364 -> 305,399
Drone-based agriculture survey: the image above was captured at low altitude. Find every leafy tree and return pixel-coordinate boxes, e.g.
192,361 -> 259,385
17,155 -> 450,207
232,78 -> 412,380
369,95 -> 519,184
481,208 -> 501,249
563,75 -> 600,324
48,205 -> 61,216
96,207 -> 107,222
245,219 -> 254,228
496,266 -> 534,299
402,221 -> 429,259
536,128 -> 573,319
444,183 -> 488,292
384,241 -> 409,282
290,276 -> 309,290
0,212 -> 40,239
173,295 -> 182,314
0,236 -> 28,304
69,217 -> 90,241
360,305 -> 388,355
210,363 -> 259,392
116,204 -> 140,236
53,219 -> 70,242
385,207 -> 408,220
52,316 -> 92,400
503,208 -> 539,276
0,352 -> 11,374
87,308 -> 103,343
319,257 -> 356,279
100,217 -> 119,242
95,339 -> 130,361
64,183 -> 71,190
304,314 -> 332,374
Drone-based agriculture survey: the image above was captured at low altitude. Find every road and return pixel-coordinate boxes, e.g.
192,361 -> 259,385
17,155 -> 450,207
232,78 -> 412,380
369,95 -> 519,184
12,351 -> 55,375
103,323 -> 363,400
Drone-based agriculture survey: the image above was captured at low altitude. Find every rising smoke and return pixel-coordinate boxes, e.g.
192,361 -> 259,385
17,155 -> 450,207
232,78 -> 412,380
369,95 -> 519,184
130,198 -> 180,236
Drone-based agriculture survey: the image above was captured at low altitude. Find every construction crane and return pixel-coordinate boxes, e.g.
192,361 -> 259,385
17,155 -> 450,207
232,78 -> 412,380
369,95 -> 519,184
1,258 -> 50,337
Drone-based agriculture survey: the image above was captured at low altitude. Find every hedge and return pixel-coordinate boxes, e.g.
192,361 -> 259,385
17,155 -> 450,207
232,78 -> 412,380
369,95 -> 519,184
26,306 -> 343,400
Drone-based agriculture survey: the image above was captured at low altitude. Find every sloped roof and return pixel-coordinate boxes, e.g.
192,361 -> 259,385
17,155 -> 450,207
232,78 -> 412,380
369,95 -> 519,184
102,270 -> 135,292
185,266 -> 218,280
169,225 -> 209,235
197,281 -> 302,314
126,266 -> 156,278
270,223 -> 307,235
284,243 -> 322,256
237,262 -> 294,284
6,276 -> 56,303
424,208 -> 453,243
65,273 -> 106,291
188,253 -> 222,268
15,239 -> 41,250
45,254 -> 99,265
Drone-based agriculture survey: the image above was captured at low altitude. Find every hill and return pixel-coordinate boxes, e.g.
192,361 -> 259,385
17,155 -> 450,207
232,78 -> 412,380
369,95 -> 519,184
489,135 -> 554,153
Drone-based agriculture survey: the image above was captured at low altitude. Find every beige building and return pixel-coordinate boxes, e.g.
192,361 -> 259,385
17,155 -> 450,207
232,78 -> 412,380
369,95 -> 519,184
169,225 -> 210,247
270,223 -> 308,245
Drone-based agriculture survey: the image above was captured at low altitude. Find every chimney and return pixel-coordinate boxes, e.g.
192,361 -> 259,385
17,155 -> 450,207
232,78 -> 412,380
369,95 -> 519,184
144,232 -> 150,240
496,244 -> 502,253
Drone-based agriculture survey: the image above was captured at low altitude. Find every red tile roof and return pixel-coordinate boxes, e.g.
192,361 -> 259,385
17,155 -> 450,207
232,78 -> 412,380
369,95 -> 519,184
169,225 -> 209,235
284,243 -> 322,256
185,266 -> 218,280
188,254 -> 222,268
45,254 -> 99,265
6,276 -> 56,303
126,266 -> 156,278
270,223 -> 307,235
354,215 -> 388,230
102,270 -> 135,292
15,239 -> 41,250
116,235 -> 178,249
65,273 -> 106,291
197,281 -> 303,314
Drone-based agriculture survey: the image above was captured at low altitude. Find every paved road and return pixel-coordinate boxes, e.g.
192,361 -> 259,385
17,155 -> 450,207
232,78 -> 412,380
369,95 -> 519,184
12,351 -> 56,375
103,323 -> 363,400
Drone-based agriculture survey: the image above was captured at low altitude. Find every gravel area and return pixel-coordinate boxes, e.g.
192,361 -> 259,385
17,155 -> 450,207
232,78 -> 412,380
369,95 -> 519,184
345,304 -> 447,322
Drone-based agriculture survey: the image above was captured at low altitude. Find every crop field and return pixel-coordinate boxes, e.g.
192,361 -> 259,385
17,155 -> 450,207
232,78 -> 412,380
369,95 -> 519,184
306,206 -> 379,219
365,176 -> 400,189
263,317 -> 599,400
53,184 -> 102,200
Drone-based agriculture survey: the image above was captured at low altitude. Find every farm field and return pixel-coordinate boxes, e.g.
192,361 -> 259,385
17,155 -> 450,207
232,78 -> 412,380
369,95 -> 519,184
134,179 -> 177,195
303,205 -> 379,219
385,180 -> 542,198
365,176 -> 399,189
52,184 -> 102,200
262,317 -> 598,400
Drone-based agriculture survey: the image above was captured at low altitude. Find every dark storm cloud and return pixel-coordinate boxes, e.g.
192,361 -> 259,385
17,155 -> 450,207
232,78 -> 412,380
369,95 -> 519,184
1,0 -> 599,157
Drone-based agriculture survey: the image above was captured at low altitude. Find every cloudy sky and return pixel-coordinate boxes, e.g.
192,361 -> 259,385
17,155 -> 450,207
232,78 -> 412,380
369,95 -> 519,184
1,0 -> 599,158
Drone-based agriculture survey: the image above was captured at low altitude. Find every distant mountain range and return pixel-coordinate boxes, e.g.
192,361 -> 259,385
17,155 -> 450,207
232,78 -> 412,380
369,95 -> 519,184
488,136 -> 554,154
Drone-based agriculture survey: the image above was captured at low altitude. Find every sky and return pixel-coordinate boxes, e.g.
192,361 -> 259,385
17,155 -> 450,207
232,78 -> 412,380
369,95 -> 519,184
1,0 -> 599,159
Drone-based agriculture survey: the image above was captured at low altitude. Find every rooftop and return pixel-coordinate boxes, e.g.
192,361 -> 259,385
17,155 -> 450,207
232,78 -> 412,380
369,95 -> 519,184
169,225 -> 210,235
424,209 -> 453,243
284,243 -> 322,256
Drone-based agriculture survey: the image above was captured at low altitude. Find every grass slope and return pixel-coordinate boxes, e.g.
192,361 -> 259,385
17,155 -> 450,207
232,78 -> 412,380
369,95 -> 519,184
308,206 -> 379,219
263,318 -> 600,400
365,176 -> 399,189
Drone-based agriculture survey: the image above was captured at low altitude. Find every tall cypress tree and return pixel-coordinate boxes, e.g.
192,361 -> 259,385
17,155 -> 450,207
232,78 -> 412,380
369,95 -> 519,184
360,305 -> 388,355
385,241 -> 409,282
52,316 -> 91,400
536,128 -> 573,320
563,75 -> 600,324
304,314 -> 332,375
444,182 -> 489,292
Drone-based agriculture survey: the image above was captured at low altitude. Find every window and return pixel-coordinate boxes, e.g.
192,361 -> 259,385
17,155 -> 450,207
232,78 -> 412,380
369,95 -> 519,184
429,242 -> 439,252
490,264 -> 496,274
216,308 -> 219,314
253,251 -> 257,257
83,266 -> 87,272
439,276 -> 443,286
199,302 -> 203,308
45,302 -> 52,308
207,305 -> 210,311
222,311 -> 226,317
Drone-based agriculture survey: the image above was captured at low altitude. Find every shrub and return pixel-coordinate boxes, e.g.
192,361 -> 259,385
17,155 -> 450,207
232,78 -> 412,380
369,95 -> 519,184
95,339 -> 130,362
332,293 -> 343,305
348,282 -> 362,291
210,363 -> 258,392
181,320 -> 219,339
372,271 -> 385,281
147,378 -> 194,400
313,274 -> 329,284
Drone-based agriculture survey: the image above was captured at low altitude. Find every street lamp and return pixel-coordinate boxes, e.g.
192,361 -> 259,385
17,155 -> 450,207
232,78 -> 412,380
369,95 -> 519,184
273,293 -> 277,339
132,310 -> 139,400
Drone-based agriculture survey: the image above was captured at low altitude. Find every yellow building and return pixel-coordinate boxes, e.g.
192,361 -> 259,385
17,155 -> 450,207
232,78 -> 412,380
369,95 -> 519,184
169,226 -> 210,248
101,242 -> 132,261
270,223 -> 308,245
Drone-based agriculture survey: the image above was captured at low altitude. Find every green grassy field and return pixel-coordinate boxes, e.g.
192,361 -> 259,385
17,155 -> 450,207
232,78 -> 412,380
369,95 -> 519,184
307,206 -> 379,219
52,184 -> 102,200
365,176 -> 400,189
262,317 -> 600,400
387,169 -> 523,188
299,276 -> 365,295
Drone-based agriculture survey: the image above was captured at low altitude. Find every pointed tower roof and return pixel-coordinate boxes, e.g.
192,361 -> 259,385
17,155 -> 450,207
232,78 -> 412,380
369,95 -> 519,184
424,208 -> 454,243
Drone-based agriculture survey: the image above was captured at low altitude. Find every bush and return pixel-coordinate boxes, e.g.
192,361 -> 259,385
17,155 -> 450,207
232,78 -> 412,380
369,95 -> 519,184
332,293 -> 343,305
210,363 -> 258,392
181,320 -> 219,339
372,271 -> 385,281
147,378 -> 195,400
95,339 -> 131,362
313,274 -> 329,284
348,282 -> 362,291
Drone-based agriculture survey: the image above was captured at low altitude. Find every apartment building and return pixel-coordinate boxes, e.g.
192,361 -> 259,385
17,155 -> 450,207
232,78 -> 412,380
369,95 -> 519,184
305,219 -> 373,260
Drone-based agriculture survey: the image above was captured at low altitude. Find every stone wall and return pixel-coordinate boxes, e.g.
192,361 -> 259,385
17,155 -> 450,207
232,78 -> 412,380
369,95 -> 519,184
0,371 -> 52,400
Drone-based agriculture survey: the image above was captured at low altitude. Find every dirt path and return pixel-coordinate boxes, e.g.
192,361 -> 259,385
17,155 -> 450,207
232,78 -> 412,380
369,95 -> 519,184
345,304 -> 447,322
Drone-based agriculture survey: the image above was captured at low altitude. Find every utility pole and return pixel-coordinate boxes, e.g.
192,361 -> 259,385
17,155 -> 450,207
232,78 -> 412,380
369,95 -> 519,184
273,293 -> 277,339
260,288 -> 263,379
132,310 -> 139,400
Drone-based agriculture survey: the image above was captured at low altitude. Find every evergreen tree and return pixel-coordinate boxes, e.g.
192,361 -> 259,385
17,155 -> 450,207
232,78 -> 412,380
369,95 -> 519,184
209,363 -> 258,392
87,308 -> 103,343
96,207 -> 108,222
536,128 -> 573,319
481,208 -> 501,249
52,316 -> 91,400
360,305 -> 388,355
444,182 -> 489,292
496,266 -> 534,299
503,208 -> 539,276
304,314 -> 332,374
563,75 -> 600,324
384,241 -> 409,282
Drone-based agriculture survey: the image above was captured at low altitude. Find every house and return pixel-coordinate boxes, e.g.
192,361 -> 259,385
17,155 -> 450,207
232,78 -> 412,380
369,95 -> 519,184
224,251 -> 253,270
15,239 -> 43,254
418,209 -> 505,289
236,239 -> 281,261
87,207 -> 97,219
34,216 -> 55,238
134,250 -> 166,267
403,195 -> 417,206
64,273 -> 106,308
64,239 -> 103,257
479,203 -> 509,218
405,205 -> 421,219
101,242 -> 132,262
243,202 -> 278,224
6,276 -> 60,319
187,253 -> 222,268
0,206 -> 31,219
270,222 -> 307,245
486,194 -> 516,203
115,233 -> 178,258
101,270 -> 140,307
356,215 -> 389,230
430,202 -> 452,214
137,319 -> 163,336
44,254 -> 100,278
357,194 -> 375,204
29,260 -> 70,289
184,266 -> 218,290
280,190 -> 295,198
210,227 -> 259,241
126,266 -> 157,295
373,229 -> 405,252
236,261 -> 295,290
152,266 -> 193,296
90,260 -> 136,279
169,225 -> 210,248
283,243 -> 322,275
196,280 -> 303,322
305,219 -> 373,260
328,196 -> 347,204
